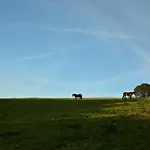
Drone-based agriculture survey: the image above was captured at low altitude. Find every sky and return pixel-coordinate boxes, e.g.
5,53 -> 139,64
0,0 -> 150,98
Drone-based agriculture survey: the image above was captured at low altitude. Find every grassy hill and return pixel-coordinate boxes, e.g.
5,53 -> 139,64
0,98 -> 150,150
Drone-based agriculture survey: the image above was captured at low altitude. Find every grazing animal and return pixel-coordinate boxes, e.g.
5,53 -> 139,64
122,92 -> 134,99
72,93 -> 82,100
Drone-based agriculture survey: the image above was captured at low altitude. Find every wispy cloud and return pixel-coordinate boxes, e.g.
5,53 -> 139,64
11,22 -> 143,41
18,51 -> 56,61
41,25 -> 144,41
0,51 -> 55,64
0,49 -> 77,65
62,0 -> 149,63
127,42 -> 150,65
133,48 -> 150,64
35,0 -> 149,42
7,0 -> 150,71
40,25 -> 149,65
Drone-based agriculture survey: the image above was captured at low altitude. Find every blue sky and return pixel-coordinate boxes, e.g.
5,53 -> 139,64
0,0 -> 150,98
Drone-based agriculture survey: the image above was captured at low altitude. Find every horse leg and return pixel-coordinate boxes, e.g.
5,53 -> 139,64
122,94 -> 125,99
124,95 -> 126,100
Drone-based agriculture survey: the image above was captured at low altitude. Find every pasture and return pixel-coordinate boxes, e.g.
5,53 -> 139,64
0,98 -> 150,150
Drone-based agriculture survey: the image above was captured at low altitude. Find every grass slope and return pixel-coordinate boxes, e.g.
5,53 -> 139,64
0,98 -> 150,150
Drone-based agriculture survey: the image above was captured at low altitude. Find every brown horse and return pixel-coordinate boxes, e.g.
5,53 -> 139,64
122,92 -> 134,99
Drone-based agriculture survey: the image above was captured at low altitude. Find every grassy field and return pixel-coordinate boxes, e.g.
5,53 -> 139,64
0,98 -> 150,150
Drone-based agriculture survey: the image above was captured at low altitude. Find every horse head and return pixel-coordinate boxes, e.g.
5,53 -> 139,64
72,94 -> 76,97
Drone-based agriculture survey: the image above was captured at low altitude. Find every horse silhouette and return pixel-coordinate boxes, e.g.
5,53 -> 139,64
72,93 -> 82,100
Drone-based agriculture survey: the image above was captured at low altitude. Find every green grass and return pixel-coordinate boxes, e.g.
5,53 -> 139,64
0,98 -> 150,150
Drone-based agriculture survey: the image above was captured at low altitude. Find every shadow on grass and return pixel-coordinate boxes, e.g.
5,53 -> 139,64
0,98 -> 150,150
1,114 -> 150,150
0,98 -> 128,118
0,98 -> 141,122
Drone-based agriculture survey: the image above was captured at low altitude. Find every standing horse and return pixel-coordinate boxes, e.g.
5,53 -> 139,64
72,93 -> 82,100
122,92 -> 134,99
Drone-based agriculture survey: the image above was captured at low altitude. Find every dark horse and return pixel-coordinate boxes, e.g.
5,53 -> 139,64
72,93 -> 82,100
122,92 -> 134,99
